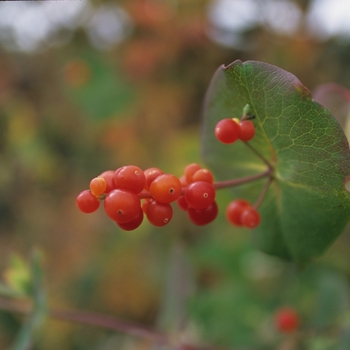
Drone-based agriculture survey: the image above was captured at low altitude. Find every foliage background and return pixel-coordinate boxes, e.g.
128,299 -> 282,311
1,0 -> 350,349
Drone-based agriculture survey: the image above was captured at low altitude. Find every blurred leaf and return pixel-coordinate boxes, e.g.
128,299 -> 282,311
202,60 -> 350,264
9,249 -> 46,350
63,52 -> 135,120
312,270 -> 350,329
3,254 -> 32,297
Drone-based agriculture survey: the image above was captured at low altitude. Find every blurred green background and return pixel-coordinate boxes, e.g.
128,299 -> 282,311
1,0 -> 350,349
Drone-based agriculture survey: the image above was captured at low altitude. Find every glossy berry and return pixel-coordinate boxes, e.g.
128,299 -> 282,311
150,174 -> 182,203
99,170 -> 117,193
76,190 -> 100,213
177,196 -> 188,211
241,207 -> 261,228
226,199 -> 251,226
89,177 -> 107,196
114,165 -> 146,194
184,181 -> 215,210
184,163 -> 202,184
274,307 -> 300,333
215,118 -> 240,144
188,201 -> 218,226
179,175 -> 188,187
117,208 -> 144,231
192,168 -> 214,184
104,189 -> 141,223
144,167 -> 164,190
146,201 -> 173,227
142,198 -> 152,214
239,120 -> 255,142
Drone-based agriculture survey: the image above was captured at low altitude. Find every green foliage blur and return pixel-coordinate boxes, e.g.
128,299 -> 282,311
1,0 -> 350,349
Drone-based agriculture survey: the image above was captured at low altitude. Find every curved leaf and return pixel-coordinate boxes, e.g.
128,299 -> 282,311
202,60 -> 350,265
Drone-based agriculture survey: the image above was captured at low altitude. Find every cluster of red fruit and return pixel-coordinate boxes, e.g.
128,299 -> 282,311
76,163 -> 220,231
76,114 -> 262,231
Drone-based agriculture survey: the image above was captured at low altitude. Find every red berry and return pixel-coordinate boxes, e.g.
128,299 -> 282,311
114,165 -> 146,194
192,168 -> 214,184
99,170 -> 117,193
239,120 -> 255,141
142,198 -> 152,214
179,175 -> 188,187
76,190 -> 100,213
146,201 -> 173,227
104,189 -> 141,223
184,181 -> 215,210
144,167 -> 164,190
241,207 -> 261,228
117,208 -> 144,231
215,118 -> 240,144
188,201 -> 218,226
226,199 -> 251,226
150,174 -> 182,203
274,307 -> 300,333
177,196 -> 188,211
89,177 -> 107,196
184,163 -> 202,184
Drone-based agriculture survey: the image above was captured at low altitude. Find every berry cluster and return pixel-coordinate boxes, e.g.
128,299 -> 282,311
76,164 -> 219,231
76,107 -> 268,231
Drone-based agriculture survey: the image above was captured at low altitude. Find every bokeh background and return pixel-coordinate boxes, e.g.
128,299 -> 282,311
1,0 -> 350,349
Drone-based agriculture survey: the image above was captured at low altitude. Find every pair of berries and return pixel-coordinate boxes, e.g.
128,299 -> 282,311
215,118 -> 255,144
76,164 -> 218,230
226,199 -> 261,228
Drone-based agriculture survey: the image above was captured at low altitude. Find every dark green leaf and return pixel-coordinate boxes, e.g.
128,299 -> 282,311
202,60 -> 350,264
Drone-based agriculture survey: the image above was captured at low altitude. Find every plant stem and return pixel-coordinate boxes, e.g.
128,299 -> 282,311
138,168 -> 272,199
213,168 -> 272,190
0,297 -> 233,350
244,142 -> 273,169
253,175 -> 273,210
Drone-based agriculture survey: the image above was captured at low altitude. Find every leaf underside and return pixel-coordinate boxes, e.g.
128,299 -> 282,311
202,60 -> 350,265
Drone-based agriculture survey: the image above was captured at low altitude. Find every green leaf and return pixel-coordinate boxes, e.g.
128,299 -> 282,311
202,60 -> 350,264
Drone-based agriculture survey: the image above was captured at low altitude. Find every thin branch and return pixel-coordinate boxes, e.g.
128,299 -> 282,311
49,308 -> 169,344
0,296 -> 168,345
244,142 -> 273,169
213,168 -> 272,190
253,176 -> 273,210
0,296 -> 237,350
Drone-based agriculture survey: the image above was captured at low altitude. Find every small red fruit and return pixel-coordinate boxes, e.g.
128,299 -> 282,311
188,201 -> 218,226
215,118 -> 240,144
184,163 -> 202,184
241,207 -> 261,228
76,190 -> 100,213
114,165 -> 146,194
226,199 -> 251,226
89,177 -> 107,196
184,181 -> 215,210
274,307 -> 300,333
104,189 -> 141,223
99,170 -> 117,193
146,201 -> 173,227
150,174 -> 182,203
239,120 -> 255,142
117,208 -> 144,231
